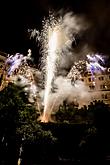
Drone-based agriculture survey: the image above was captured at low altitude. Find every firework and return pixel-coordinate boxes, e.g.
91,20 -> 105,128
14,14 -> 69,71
86,54 -> 105,82
5,52 -> 32,77
29,12 -> 106,122
0,50 -> 42,104
38,13 -> 78,122
40,15 -> 62,122
0,12 -> 107,123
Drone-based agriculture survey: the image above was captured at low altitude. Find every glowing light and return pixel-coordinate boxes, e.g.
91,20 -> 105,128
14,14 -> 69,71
86,54 -> 105,82
0,51 -> 39,103
86,54 -> 105,72
41,27 -> 59,122
5,53 -> 32,77
1,13 -> 107,123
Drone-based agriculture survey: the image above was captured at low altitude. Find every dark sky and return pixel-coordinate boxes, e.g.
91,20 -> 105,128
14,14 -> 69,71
1,0 -> 110,63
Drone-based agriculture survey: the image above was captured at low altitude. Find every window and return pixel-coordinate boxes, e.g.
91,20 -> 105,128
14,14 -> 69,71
105,94 -> 107,99
99,76 -> 104,81
89,85 -> 95,90
102,94 -> 107,99
100,85 -> 106,89
88,78 -> 91,82
102,94 -> 104,99
106,85 -> 110,89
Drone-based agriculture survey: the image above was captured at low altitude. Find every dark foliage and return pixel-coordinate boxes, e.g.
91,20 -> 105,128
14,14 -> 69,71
0,83 -> 56,164
0,84 -> 110,164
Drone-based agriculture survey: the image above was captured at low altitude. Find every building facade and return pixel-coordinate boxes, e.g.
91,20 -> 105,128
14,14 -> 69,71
82,69 -> 110,105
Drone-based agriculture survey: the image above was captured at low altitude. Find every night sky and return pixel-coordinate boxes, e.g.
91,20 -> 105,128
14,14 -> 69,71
1,0 -> 110,64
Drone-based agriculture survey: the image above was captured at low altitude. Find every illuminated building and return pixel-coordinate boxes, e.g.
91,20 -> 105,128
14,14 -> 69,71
82,68 -> 110,105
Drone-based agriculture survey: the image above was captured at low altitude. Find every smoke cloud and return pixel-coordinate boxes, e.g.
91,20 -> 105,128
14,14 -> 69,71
43,76 -> 90,118
55,12 -> 91,76
29,10 -> 105,122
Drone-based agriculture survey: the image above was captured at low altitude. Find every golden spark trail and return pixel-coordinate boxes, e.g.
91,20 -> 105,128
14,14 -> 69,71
41,28 -> 58,122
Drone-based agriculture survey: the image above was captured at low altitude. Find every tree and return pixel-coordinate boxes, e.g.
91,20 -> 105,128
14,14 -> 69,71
87,100 -> 110,128
0,83 -> 56,164
56,100 -> 90,124
56,100 -> 78,123
0,83 -> 27,164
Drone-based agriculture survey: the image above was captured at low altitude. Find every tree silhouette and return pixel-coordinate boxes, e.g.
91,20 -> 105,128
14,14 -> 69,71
0,83 -> 56,164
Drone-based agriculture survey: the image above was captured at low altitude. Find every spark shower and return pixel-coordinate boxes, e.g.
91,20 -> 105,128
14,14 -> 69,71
33,13 -> 105,122
0,12 -> 106,123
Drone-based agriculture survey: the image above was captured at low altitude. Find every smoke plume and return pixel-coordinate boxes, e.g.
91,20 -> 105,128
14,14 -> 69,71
54,12 -> 92,76
29,11 -> 100,122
